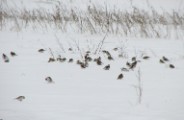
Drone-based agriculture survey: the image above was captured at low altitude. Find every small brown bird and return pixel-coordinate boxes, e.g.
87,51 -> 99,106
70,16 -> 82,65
117,73 -> 123,80
94,57 -> 102,65
102,50 -> 108,54
15,96 -> 25,102
57,57 -> 66,62
102,50 -> 111,56
94,56 -> 101,61
142,56 -> 150,60
45,76 -> 54,83
85,53 -> 89,59
10,51 -> 17,56
94,58 -> 97,62
85,54 -> 92,62
132,57 -> 136,62
118,54 -> 123,58
129,61 -> 137,70
126,62 -> 131,67
80,62 -> 87,69
57,55 -> 66,62
48,58 -> 55,62
107,55 -> 114,60
159,59 -> 165,63
86,51 -> 90,54
162,56 -> 169,62
169,64 -> 175,69
113,48 -> 118,51
68,48 -> 73,51
68,58 -> 73,63
38,49 -> 45,53
76,60 -> 82,65
86,57 -> 92,62
121,67 -> 129,72
97,59 -> 102,65
76,60 -> 88,68
104,64 -> 110,70
2,54 -> 9,63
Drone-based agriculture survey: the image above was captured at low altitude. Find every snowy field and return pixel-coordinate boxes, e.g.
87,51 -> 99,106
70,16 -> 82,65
1,0 -> 184,120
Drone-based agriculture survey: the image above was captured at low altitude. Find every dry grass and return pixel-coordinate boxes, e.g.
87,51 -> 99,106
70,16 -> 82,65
0,1 -> 184,39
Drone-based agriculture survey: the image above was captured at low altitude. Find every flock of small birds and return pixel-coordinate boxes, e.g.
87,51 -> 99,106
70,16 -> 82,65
40,48 -> 176,82
2,52 -> 17,63
1,48 -> 176,102
159,56 -> 175,68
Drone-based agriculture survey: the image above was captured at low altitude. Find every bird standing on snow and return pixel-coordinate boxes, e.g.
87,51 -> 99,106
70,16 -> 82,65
169,64 -> 175,69
107,55 -> 114,60
129,61 -> 137,70
132,57 -> 136,62
142,56 -> 150,60
162,56 -> 169,62
48,58 -> 55,62
14,96 -> 25,102
80,62 -> 88,69
68,58 -> 73,63
126,61 -> 131,67
159,59 -> 165,63
121,67 -> 129,72
10,51 -> 17,57
68,48 -> 73,51
95,57 -> 102,65
117,73 -> 123,80
113,47 -> 118,51
57,57 -> 66,62
104,64 -> 110,70
97,59 -> 102,65
2,54 -> 9,63
38,49 -> 45,53
45,76 -> 54,83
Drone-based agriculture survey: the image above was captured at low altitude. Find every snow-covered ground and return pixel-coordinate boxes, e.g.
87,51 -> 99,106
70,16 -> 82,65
0,0 -> 184,120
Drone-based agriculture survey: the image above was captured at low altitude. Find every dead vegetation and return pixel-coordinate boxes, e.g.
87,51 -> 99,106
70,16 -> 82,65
0,1 -> 184,39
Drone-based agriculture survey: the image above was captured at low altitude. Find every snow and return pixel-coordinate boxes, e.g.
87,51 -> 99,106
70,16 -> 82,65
1,0 -> 184,120
1,31 -> 184,120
